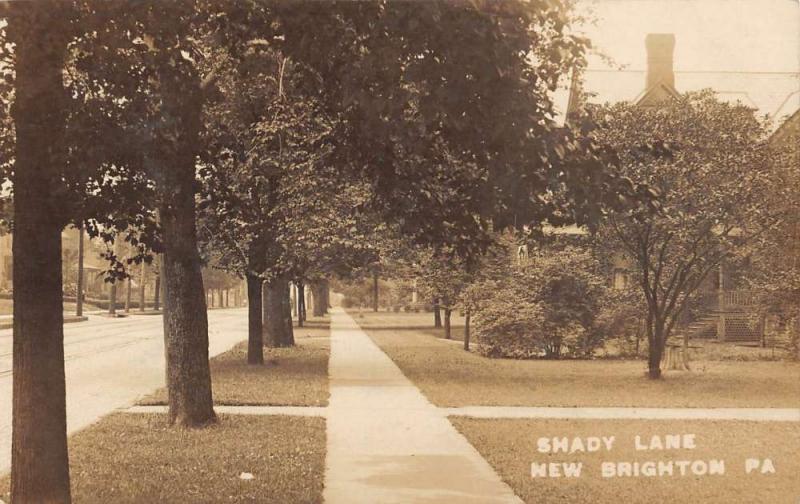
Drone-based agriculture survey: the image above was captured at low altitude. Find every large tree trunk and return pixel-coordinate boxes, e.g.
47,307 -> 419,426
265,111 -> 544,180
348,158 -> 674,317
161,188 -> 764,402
433,299 -> 442,328
464,309 -> 471,351
444,308 -> 452,339
264,274 -> 294,347
311,282 -> 325,317
282,281 -> 295,346
648,346 -> 663,379
320,279 -> 329,315
108,281 -> 118,315
160,203 -> 216,426
647,320 -> 666,379
9,3 -> 73,501
246,274 -> 264,365
157,59 -> 215,427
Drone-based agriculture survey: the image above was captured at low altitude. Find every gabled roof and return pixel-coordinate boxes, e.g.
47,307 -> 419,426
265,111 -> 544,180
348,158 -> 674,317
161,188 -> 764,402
769,108 -> 800,146
561,71 -> 681,124
634,81 -> 680,107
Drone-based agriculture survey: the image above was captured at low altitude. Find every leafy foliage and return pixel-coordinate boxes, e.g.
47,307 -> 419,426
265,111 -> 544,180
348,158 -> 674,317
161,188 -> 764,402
595,91 -> 783,376
196,28 -> 391,290
743,114 -> 800,357
472,245 -> 608,358
277,1 -> 633,257
414,246 -> 472,309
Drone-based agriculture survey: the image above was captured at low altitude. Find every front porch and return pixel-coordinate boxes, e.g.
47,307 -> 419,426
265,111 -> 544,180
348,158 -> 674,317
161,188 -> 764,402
685,290 -> 762,343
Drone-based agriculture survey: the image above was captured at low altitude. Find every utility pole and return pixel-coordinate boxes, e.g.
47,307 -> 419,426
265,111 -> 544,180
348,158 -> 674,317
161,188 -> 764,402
125,278 -> 132,313
153,255 -> 161,312
76,223 -> 84,317
124,243 -> 132,313
139,260 -> 146,311
372,271 -> 379,312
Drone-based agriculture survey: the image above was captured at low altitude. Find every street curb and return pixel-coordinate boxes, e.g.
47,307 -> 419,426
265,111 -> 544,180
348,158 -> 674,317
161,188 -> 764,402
0,315 -> 88,330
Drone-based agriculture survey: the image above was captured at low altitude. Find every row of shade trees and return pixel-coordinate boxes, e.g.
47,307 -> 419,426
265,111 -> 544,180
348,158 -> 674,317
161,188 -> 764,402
0,1 -> 652,501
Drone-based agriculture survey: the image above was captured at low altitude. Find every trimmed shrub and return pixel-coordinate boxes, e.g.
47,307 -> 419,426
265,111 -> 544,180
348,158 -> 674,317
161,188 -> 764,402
473,247 -> 608,359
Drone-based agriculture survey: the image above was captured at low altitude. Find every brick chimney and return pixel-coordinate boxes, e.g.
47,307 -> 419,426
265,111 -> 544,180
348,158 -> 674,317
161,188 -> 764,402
645,33 -> 676,90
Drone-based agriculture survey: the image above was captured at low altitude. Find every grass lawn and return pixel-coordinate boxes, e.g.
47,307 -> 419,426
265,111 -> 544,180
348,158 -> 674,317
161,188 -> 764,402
1,413 -> 325,504
141,317 -> 330,406
452,417 -> 800,504
354,311 -> 800,408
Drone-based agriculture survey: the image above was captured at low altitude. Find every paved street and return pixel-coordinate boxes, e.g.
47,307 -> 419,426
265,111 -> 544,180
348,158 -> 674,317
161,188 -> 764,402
0,308 -> 248,475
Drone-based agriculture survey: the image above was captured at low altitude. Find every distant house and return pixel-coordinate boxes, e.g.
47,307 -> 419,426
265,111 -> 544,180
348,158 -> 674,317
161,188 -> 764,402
0,227 -> 128,300
564,33 -> 799,344
634,34 -> 681,107
60,226 -> 113,298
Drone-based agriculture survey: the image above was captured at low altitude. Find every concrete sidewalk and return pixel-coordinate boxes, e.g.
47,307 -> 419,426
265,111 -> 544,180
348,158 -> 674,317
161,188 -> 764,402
324,308 -> 521,504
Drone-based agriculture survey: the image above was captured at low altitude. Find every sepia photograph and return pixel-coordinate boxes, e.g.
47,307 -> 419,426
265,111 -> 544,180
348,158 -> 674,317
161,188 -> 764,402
0,0 -> 797,502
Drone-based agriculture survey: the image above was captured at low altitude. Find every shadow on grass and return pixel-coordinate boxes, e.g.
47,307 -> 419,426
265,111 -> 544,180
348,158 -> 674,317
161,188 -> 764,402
0,413 -> 326,504
139,337 -> 330,407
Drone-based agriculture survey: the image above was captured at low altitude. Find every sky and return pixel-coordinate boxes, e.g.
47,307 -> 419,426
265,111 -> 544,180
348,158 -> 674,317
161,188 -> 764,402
553,0 -> 800,122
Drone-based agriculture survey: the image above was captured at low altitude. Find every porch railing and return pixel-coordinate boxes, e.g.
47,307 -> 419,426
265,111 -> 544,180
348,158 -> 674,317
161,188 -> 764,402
698,290 -> 758,311
722,290 -> 758,308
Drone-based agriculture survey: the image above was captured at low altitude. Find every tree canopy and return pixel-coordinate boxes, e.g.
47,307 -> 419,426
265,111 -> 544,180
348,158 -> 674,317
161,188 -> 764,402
595,90 -> 783,378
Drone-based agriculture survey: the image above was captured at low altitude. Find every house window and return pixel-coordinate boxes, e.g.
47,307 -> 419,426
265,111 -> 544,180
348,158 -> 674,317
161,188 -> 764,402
612,268 -> 629,290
